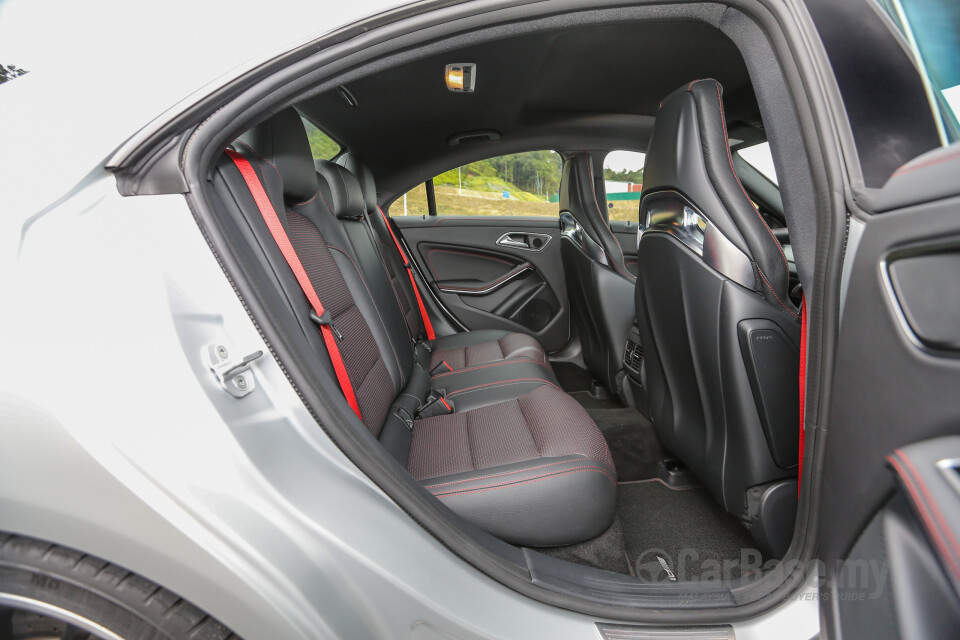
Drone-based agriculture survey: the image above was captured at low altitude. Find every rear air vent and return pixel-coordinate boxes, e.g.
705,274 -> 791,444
623,339 -> 643,373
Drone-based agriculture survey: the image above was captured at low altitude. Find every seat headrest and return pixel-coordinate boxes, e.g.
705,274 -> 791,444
337,153 -> 378,213
315,160 -> 367,219
235,108 -> 318,203
643,79 -> 793,312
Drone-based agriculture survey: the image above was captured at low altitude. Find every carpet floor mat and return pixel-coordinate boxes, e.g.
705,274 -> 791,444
617,481 -> 765,582
587,405 -> 662,482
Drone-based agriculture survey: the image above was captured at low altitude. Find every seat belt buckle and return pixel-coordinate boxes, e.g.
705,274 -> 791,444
430,360 -> 453,376
415,391 -> 454,419
310,310 -> 343,340
418,339 -> 433,353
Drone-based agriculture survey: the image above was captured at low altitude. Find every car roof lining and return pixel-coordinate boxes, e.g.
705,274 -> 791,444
297,9 -> 762,201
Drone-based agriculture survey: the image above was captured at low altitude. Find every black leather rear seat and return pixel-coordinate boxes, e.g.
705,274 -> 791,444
211,109 -> 616,545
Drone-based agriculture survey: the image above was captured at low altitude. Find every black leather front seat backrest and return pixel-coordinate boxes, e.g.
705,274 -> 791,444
635,79 -> 801,557
643,79 -> 793,312
561,154 -> 636,282
558,154 -> 637,395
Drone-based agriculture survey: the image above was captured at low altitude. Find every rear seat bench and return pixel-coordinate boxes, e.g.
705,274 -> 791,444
211,108 -> 616,546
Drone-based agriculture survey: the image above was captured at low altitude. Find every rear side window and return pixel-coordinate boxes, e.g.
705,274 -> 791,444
603,150 -> 645,221
392,183 -> 429,216
301,117 -> 341,160
389,151 -> 562,217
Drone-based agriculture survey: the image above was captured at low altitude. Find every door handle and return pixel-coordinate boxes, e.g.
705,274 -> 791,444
498,233 -> 529,248
497,232 -> 552,251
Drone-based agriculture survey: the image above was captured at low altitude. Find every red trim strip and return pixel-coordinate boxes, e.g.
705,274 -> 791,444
377,206 -> 435,340
887,453 -> 960,581
798,297 -> 807,494
226,150 -> 362,420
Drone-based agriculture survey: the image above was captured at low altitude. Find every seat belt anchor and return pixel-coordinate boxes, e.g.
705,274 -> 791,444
310,310 -> 344,341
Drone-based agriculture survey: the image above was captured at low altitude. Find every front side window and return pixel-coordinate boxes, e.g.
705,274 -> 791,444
389,151 -> 562,217
875,0 -> 960,142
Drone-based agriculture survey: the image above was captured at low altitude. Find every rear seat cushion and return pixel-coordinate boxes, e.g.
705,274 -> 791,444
408,384 -> 616,545
429,329 -> 552,372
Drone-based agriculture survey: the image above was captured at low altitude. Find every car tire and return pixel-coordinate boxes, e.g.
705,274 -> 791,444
0,533 -> 239,640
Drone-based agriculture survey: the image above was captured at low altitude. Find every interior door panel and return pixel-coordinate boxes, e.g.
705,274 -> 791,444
820,149 -> 960,639
394,216 -> 569,352
836,437 -> 960,640
424,246 -> 516,282
610,219 -> 640,276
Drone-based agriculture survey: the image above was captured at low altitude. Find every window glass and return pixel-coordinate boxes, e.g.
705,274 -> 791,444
300,117 -> 341,160
737,142 -> 779,186
388,182 -> 429,216
875,0 -> 960,142
603,150 -> 645,222
390,151 -> 562,218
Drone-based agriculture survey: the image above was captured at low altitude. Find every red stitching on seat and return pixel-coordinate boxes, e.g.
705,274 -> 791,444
758,270 -> 799,318
576,154 -> 636,281
293,189 -> 319,206
325,244 -> 405,382
431,359 -> 551,379
422,458 -> 612,489
234,139 -> 285,190
709,81 -> 789,269
226,150 -> 361,420
444,378 -> 560,399
431,467 -> 617,497
376,206 -> 436,340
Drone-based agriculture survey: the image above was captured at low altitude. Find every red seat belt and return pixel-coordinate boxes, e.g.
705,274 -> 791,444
376,205 -> 436,340
226,150 -> 362,420
798,297 -> 807,495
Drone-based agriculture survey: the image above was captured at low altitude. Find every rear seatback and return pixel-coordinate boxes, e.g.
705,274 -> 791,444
210,108 -> 616,545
